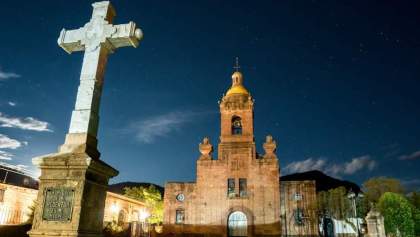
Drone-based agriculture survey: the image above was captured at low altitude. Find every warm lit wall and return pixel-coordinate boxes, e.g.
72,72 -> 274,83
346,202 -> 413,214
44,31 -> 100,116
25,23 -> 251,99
0,183 -> 37,224
164,153 -> 281,237
280,181 -> 318,236
103,191 -> 147,223
0,183 -> 146,225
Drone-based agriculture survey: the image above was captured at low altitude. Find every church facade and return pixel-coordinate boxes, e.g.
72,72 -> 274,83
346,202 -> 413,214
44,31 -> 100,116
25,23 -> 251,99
163,70 -> 318,237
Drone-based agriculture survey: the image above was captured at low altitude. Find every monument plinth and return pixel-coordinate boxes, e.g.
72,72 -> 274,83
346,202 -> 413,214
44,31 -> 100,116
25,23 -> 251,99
28,152 -> 118,237
28,1 -> 142,237
365,205 -> 386,237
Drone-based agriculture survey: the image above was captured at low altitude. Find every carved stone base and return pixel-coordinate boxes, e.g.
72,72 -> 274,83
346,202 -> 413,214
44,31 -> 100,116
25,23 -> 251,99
27,151 -> 118,237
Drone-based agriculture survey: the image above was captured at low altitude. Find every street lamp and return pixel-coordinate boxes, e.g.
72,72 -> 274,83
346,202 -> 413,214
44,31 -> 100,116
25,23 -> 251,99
347,190 -> 364,237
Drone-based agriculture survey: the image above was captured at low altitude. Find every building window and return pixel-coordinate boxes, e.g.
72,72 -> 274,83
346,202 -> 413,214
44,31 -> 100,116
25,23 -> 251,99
293,193 -> 303,201
239,178 -> 247,197
231,116 -> 242,135
228,178 -> 236,197
294,208 -> 304,225
0,189 -> 4,202
118,210 -> 127,225
175,209 -> 185,224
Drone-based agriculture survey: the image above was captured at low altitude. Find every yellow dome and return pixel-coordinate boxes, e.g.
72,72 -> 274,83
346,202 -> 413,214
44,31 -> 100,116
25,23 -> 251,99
232,71 -> 243,81
226,85 -> 249,96
225,71 -> 249,96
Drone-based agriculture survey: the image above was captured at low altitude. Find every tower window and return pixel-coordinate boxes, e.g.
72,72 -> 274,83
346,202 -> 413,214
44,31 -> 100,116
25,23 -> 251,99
231,116 -> 242,135
227,178 -> 236,197
175,209 -> 185,224
239,178 -> 247,197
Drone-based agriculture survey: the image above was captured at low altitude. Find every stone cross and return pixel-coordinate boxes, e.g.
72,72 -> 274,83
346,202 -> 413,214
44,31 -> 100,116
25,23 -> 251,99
57,1 -> 142,158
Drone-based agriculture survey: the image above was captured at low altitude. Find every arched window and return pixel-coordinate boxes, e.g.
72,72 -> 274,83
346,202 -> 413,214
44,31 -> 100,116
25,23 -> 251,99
118,210 -> 127,225
231,116 -> 242,135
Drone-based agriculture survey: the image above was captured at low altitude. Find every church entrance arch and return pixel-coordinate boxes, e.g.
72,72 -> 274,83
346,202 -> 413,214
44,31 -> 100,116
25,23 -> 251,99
228,211 -> 248,237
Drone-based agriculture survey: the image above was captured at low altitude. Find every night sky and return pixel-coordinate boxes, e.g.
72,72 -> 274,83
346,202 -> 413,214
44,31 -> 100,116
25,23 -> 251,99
0,1 -> 419,190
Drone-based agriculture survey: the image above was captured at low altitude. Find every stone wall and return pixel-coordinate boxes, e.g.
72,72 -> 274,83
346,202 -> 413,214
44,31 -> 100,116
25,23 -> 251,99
280,181 -> 318,237
163,144 -> 281,237
0,183 -> 37,224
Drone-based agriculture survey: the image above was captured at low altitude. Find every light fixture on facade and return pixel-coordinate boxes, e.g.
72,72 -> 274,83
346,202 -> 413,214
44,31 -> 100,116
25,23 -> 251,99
139,209 -> 150,222
110,202 -> 120,214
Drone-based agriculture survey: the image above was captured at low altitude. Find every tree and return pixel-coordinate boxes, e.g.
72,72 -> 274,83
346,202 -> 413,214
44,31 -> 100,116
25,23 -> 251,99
124,185 -> 163,225
407,192 -> 420,236
378,192 -> 415,237
363,177 -> 404,203
407,192 -> 420,210
412,206 -> 420,237
317,186 -> 352,219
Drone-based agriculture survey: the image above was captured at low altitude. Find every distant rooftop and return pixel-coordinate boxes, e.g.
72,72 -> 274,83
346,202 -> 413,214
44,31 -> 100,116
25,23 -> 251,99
0,162 -> 39,190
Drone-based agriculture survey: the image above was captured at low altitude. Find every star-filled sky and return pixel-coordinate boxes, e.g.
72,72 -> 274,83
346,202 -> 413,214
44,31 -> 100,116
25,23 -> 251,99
0,1 -> 419,190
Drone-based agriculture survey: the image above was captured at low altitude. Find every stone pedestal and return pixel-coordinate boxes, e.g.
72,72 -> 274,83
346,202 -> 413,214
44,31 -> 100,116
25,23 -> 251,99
365,207 -> 386,237
28,152 -> 118,237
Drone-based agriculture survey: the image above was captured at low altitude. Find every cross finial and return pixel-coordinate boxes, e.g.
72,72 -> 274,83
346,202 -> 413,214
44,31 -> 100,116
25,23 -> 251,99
233,57 -> 240,72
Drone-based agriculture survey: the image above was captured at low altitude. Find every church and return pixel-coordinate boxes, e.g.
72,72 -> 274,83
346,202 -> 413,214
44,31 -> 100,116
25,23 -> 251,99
163,68 -> 318,237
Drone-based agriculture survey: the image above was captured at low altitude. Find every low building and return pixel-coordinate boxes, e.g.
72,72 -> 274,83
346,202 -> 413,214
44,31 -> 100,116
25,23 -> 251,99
0,183 -> 37,224
280,181 -> 318,237
104,191 -> 148,224
0,164 -> 147,225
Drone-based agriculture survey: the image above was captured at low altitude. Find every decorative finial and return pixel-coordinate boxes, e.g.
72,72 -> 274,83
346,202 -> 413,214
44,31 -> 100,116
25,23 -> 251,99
233,57 -> 240,72
199,137 -> 213,160
263,135 -> 277,159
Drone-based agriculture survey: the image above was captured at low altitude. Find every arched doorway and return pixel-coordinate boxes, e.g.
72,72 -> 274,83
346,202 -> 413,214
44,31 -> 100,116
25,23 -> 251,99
228,211 -> 247,237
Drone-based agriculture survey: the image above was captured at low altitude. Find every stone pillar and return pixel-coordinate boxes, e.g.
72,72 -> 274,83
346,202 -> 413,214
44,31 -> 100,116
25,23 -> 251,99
365,207 -> 386,237
28,152 -> 118,237
28,1 -> 142,236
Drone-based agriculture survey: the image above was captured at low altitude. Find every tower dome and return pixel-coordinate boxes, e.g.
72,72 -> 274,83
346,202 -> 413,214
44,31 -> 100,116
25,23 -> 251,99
226,71 -> 249,96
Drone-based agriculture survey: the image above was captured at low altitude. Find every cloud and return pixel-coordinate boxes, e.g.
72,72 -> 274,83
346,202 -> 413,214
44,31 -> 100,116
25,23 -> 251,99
0,68 -> 20,80
282,157 -> 326,174
8,101 -> 16,107
0,150 -> 13,160
0,133 -> 23,149
0,112 -> 52,132
283,155 -> 376,177
342,155 -> 376,174
0,133 -> 27,161
129,111 -> 204,144
399,150 -> 420,160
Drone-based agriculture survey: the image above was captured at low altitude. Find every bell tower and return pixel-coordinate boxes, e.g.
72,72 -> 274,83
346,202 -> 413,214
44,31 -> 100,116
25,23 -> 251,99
219,71 -> 254,144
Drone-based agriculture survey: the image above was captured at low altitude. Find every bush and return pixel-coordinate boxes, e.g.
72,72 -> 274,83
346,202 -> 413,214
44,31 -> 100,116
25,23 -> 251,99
378,192 -> 415,237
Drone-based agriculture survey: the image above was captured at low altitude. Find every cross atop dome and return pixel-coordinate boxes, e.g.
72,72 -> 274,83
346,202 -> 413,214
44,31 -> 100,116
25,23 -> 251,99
233,57 -> 241,72
225,57 -> 249,96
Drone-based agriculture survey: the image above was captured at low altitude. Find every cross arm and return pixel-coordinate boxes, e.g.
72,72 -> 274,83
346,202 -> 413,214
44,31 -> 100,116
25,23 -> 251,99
108,21 -> 143,49
58,28 -> 86,54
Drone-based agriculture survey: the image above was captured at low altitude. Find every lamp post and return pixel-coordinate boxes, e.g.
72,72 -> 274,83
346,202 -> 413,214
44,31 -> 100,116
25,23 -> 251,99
347,190 -> 364,237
